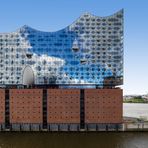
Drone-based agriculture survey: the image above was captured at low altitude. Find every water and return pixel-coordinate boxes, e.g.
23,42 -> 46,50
123,103 -> 148,119
0,132 -> 148,148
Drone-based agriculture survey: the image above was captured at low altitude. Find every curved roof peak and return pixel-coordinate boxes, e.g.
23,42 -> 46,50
21,25 -> 31,29
11,9 -> 123,34
80,9 -> 123,18
81,12 -> 92,16
18,25 -> 37,32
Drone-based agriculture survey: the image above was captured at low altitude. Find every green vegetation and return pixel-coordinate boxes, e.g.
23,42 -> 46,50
124,96 -> 148,103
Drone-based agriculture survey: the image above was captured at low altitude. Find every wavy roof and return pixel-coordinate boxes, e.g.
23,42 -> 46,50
0,9 -> 123,34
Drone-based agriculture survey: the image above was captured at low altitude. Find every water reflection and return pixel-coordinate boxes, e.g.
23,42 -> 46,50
0,132 -> 148,148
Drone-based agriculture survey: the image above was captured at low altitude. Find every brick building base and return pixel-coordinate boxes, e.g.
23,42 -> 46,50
0,88 -> 123,131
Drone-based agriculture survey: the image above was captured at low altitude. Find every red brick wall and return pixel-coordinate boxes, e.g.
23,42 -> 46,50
0,89 -> 5,123
2,88 -> 122,125
47,89 -> 80,123
10,89 -> 43,124
85,89 -> 123,123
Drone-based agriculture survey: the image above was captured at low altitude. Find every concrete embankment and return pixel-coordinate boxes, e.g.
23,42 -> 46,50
123,117 -> 148,131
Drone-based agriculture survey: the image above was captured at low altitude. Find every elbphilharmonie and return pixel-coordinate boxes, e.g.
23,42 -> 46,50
0,9 -> 123,131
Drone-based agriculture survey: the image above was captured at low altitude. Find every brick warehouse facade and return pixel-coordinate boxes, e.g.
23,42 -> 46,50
85,89 -> 122,131
0,88 -> 123,131
47,89 -> 81,131
85,89 -> 122,123
9,89 -> 43,131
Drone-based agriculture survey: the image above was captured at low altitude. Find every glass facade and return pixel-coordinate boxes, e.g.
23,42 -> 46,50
0,10 -> 123,87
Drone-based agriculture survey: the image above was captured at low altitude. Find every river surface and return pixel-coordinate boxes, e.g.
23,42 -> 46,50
0,132 -> 148,148
0,103 -> 148,148
123,103 -> 148,119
